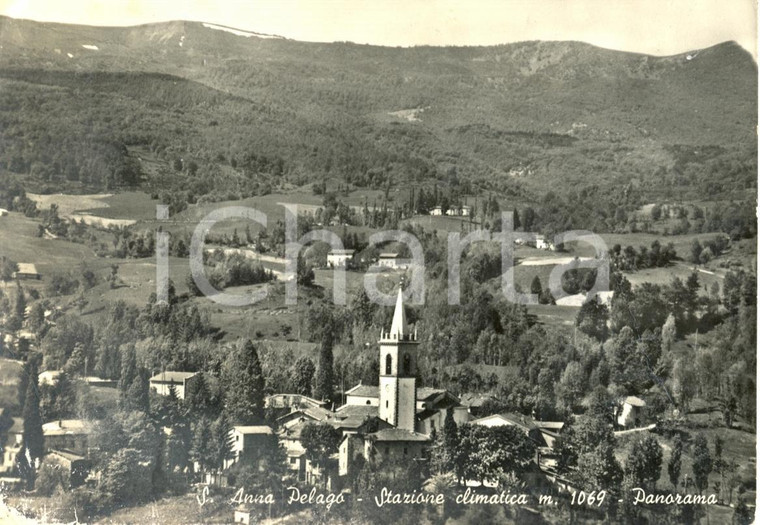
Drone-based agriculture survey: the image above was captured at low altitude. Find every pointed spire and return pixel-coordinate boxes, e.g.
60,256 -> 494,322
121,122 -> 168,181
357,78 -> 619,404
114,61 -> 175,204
389,284 -> 408,339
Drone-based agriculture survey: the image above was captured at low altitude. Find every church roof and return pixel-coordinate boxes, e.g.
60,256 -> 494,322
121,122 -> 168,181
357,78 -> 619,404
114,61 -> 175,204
345,384 -> 379,398
367,428 -> 430,442
389,286 -> 408,338
344,385 -> 449,402
416,387 -> 447,401
335,404 -> 378,417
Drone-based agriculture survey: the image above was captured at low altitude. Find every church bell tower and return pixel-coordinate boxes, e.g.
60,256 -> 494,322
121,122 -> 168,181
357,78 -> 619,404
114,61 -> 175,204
378,285 -> 418,431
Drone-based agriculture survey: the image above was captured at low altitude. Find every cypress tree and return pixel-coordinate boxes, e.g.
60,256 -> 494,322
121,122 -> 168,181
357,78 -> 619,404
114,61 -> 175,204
225,340 -> 264,424
314,331 -> 334,404
22,364 -> 44,464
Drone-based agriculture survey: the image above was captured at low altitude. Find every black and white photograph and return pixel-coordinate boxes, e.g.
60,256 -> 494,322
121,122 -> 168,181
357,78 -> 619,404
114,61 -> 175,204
0,1 -> 756,523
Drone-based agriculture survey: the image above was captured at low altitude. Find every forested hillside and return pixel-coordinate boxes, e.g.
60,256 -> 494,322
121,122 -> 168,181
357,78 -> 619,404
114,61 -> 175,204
0,16 -> 756,230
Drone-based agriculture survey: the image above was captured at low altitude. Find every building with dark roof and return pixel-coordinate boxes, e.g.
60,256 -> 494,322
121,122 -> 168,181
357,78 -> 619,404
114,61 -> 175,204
148,371 -> 198,400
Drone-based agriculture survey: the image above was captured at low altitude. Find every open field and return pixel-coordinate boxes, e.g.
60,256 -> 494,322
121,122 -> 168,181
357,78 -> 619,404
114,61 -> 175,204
0,212 -> 98,276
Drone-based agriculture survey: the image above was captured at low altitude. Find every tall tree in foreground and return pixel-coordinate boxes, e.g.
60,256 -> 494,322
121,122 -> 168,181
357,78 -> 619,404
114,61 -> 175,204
290,356 -> 316,397
667,435 -> 682,489
225,340 -> 265,424
625,435 -> 663,490
21,363 -> 44,487
301,423 -> 342,486
692,434 -> 713,495
211,413 -> 234,471
314,332 -> 335,403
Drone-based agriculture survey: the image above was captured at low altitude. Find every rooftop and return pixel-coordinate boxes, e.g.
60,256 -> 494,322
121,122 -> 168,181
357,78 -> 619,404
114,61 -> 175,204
471,413 -> 538,432
234,425 -> 273,435
16,263 -> 39,274
624,396 -> 646,407
345,384 -> 379,398
42,419 -> 93,436
149,371 -> 197,383
367,428 -> 430,443
460,393 -> 497,407
328,249 -> 356,255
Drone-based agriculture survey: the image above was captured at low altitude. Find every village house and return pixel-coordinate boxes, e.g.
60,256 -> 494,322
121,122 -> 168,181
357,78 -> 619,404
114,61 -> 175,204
429,206 -> 443,216
326,249 -> 356,268
471,413 -> 547,448
226,425 -> 275,469
616,396 -> 647,428
265,393 -> 327,411
38,369 -> 62,386
460,392 -> 499,417
45,449 -> 92,488
149,371 -> 198,400
42,419 -> 93,456
377,253 -> 408,269
13,263 -> 41,280
1,418 -> 23,477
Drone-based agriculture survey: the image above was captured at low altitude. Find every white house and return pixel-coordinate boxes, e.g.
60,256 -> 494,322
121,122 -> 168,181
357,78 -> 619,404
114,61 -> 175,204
14,263 -> 41,280
377,253 -> 407,269
460,205 -> 472,217
617,396 -> 647,428
226,425 -> 275,469
149,371 -> 198,400
326,249 -> 355,268
430,206 -> 443,216
39,370 -> 63,386
1,418 -> 23,476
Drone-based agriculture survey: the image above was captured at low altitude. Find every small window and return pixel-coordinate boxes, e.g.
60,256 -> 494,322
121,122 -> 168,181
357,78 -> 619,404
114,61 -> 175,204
403,354 -> 411,375
384,446 -> 390,455
386,401 -> 389,408
403,447 -> 408,455
366,400 -> 371,405
385,354 -> 392,375
290,457 -> 297,464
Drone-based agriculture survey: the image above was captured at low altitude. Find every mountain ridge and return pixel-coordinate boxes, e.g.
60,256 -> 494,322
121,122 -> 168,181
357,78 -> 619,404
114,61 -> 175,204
0,15 -> 755,212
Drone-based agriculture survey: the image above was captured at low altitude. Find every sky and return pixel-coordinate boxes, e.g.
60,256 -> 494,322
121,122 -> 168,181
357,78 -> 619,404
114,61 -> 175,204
0,0 -> 756,59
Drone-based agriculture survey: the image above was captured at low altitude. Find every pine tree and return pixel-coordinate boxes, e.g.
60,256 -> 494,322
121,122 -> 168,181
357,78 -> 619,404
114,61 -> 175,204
530,276 -> 542,297
185,371 -> 213,415
314,331 -> 334,403
125,372 -> 150,413
190,416 -> 213,473
224,340 -> 265,425
211,413 -> 234,470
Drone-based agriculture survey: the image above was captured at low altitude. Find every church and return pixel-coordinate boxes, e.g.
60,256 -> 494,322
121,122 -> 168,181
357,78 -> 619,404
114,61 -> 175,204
275,285 -> 470,484
335,285 -> 470,477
